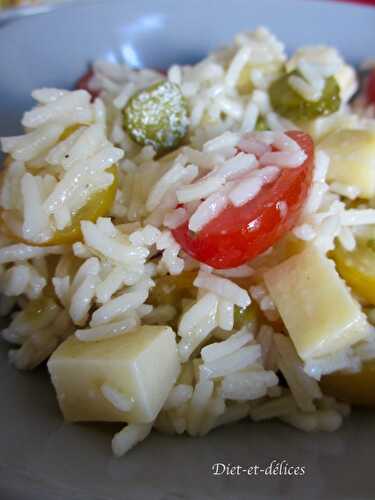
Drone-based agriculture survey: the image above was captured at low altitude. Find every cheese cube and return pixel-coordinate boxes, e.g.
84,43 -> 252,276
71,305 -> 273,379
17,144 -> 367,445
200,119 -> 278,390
48,325 -> 180,424
264,245 -> 369,360
320,129 -> 375,199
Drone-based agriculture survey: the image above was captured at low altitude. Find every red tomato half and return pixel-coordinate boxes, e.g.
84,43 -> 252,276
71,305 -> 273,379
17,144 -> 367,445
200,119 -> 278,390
76,69 -> 99,100
366,69 -> 375,105
172,131 -> 314,269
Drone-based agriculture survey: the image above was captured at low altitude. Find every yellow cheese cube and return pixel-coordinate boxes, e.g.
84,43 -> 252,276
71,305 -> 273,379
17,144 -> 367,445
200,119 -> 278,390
264,245 -> 369,360
48,325 -> 180,424
320,129 -> 375,199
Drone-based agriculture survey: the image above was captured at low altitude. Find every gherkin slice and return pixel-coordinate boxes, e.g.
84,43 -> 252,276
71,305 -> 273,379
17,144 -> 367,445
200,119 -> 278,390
269,70 -> 341,121
255,114 -> 269,131
123,80 -> 189,153
233,303 -> 258,330
237,63 -> 254,95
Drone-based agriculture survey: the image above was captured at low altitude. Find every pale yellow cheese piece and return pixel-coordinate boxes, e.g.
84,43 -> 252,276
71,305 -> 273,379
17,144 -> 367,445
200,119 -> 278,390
320,129 -> 375,199
264,245 -> 369,360
47,325 -> 180,424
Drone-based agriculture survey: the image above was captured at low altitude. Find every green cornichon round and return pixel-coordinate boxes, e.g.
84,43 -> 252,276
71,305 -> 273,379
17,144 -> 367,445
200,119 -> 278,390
123,80 -> 189,153
269,70 -> 341,121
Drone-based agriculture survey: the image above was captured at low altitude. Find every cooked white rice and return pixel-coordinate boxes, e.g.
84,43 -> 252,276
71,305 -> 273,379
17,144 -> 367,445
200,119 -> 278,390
1,26 -> 375,458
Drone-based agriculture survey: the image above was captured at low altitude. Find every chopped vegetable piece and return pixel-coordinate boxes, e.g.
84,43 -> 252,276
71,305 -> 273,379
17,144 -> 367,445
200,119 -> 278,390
255,115 -> 269,131
366,69 -> 375,105
237,63 -> 253,95
320,129 -> 375,199
19,297 -> 60,327
321,360 -> 375,407
48,165 -> 118,245
123,80 -> 189,153
76,69 -> 99,100
59,124 -> 80,141
264,244 -> 369,360
172,131 -> 314,269
48,326 -> 180,423
3,154 -> 12,168
237,62 -> 283,95
332,242 -> 375,305
149,271 -> 197,307
233,303 -> 258,330
2,165 -> 118,246
269,71 -> 341,121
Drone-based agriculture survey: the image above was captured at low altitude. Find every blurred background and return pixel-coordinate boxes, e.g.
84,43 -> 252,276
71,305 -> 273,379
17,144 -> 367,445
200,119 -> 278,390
0,0 -> 64,8
1,0 -> 375,11
0,0 -> 375,7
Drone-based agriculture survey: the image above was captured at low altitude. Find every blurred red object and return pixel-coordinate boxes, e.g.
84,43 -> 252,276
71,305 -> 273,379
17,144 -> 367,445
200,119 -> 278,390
76,70 -> 99,100
336,0 -> 375,5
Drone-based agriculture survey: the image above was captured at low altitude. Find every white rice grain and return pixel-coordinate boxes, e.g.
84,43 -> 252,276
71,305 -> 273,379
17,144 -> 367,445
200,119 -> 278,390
304,349 -> 361,380
341,209 -> 375,226
217,299 -> 234,331
194,271 -> 251,308
178,313 -> 217,362
330,182 -> 360,200
188,191 -> 229,232
259,150 -> 306,168
249,394 -> 297,421
221,370 -> 278,400
274,334 -> 322,412
0,244 -> 65,264
164,384 -> 194,410
75,315 -> 140,342
200,344 -> 261,380
22,90 -> 92,128
21,173 -> 51,241
228,175 -> 263,207
186,379 -> 214,436
163,207 -> 189,229
81,220 -> 149,266
1,265 -> 30,296
112,423 -> 152,457
203,131 -> 239,156
1,123 -> 65,161
101,384 -> 134,412
179,293 -> 218,337
177,176 -> 225,203
214,402 -> 250,429
201,328 -> 253,363
215,152 -> 258,180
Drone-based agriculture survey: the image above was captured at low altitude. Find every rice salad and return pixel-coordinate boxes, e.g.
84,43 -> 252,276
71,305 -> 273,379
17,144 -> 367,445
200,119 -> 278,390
2,27 -> 375,457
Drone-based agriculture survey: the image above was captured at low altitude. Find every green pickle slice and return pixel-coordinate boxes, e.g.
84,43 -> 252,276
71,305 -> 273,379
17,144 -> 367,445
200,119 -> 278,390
234,303 -> 258,330
123,80 -> 189,153
255,115 -> 269,131
269,70 -> 341,121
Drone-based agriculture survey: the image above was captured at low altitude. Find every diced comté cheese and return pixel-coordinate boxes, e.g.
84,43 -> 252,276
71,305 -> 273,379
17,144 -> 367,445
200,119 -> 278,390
47,325 -> 180,424
264,244 -> 369,360
320,129 -> 375,199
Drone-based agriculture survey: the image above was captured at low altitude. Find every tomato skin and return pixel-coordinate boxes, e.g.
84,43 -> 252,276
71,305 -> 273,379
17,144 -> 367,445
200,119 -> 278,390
172,131 -> 314,269
366,69 -> 375,105
76,69 -> 99,100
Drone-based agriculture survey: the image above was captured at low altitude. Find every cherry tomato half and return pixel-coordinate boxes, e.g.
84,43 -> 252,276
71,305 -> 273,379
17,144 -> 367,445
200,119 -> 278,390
366,69 -> 375,105
172,131 -> 314,269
